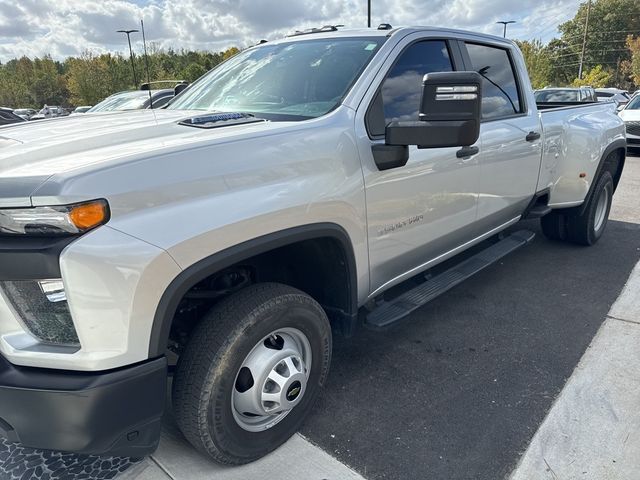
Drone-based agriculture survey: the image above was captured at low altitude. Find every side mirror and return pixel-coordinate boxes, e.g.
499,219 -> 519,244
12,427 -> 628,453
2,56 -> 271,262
174,82 -> 189,96
385,71 -> 482,148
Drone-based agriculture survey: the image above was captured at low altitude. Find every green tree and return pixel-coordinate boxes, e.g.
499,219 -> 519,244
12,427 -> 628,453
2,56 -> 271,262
0,45 -> 235,108
555,0 -> 640,87
181,63 -> 207,82
66,52 -> 117,105
572,64 -> 613,87
30,56 -> 66,106
516,39 -> 552,89
626,35 -> 640,86
223,47 -> 240,61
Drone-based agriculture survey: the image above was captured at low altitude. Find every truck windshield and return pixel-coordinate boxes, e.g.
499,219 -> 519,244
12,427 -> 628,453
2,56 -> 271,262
88,91 -> 152,112
625,95 -> 640,110
167,37 -> 385,120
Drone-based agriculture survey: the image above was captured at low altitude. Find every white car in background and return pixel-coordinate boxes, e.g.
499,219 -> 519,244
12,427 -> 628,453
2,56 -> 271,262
12,108 -> 37,120
30,106 -> 66,120
619,94 -> 640,151
70,106 -> 93,115
596,88 -> 631,109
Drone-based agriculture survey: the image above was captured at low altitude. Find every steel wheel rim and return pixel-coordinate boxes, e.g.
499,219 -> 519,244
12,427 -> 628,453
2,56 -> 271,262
231,327 -> 312,432
594,184 -> 610,233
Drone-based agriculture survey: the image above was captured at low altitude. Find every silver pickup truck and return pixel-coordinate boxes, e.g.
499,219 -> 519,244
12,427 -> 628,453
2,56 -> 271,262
0,26 -> 626,465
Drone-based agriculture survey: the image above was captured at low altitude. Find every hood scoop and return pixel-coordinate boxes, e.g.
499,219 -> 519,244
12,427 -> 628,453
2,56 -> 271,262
179,112 -> 266,129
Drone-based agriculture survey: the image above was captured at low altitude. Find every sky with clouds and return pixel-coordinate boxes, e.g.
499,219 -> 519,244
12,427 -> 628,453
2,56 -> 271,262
0,0 -> 582,62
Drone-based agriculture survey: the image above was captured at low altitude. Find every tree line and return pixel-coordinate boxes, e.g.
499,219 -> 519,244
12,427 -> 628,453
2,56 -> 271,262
517,0 -> 640,89
0,45 -> 240,108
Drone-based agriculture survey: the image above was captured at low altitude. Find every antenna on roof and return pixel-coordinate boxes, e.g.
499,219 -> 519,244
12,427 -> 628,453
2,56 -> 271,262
140,19 -> 153,109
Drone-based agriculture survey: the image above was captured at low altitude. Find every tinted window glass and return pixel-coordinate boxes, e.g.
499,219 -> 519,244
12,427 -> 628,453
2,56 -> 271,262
466,43 -> 521,119
381,40 -> 453,124
152,95 -> 173,109
535,90 -> 579,102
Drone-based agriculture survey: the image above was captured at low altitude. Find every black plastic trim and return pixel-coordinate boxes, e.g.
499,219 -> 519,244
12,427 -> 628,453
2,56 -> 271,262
0,236 -> 76,280
372,144 -> 409,170
0,356 -> 167,457
522,188 -> 551,219
148,223 -> 359,357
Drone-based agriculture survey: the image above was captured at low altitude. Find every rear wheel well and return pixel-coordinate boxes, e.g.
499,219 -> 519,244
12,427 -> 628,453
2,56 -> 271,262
150,228 -> 357,358
604,147 -> 625,191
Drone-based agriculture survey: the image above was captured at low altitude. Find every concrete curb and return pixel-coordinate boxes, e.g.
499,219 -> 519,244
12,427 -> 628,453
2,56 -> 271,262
509,260 -> 640,480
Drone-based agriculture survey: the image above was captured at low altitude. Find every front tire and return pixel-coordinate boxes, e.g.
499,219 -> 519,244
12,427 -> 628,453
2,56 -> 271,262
172,283 -> 332,465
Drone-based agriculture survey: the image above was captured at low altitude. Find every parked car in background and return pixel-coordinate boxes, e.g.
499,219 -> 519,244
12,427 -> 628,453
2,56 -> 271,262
595,88 -> 631,108
30,106 -> 66,120
87,89 -> 174,113
534,86 -> 597,103
12,108 -> 37,120
70,106 -> 93,115
618,93 -> 640,151
0,107 -> 26,125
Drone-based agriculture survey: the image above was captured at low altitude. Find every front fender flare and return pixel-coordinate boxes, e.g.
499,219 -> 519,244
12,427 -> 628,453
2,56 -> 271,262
148,223 -> 358,357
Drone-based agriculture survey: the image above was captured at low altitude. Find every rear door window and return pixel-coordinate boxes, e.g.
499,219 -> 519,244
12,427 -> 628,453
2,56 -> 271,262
465,43 -> 522,120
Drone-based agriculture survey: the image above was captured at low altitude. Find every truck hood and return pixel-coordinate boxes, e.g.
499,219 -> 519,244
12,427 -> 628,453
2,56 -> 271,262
0,109 -> 279,206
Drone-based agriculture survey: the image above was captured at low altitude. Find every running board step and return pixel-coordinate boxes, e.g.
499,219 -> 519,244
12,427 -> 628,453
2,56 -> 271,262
365,230 -> 535,329
526,204 -> 552,219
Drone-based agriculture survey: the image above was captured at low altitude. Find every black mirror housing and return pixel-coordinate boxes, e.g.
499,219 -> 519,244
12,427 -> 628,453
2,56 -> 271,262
385,71 -> 482,148
174,82 -> 189,96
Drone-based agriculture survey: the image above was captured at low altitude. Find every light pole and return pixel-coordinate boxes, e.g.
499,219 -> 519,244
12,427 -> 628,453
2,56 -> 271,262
578,0 -> 592,80
117,29 -> 139,87
367,0 -> 371,27
496,20 -> 516,38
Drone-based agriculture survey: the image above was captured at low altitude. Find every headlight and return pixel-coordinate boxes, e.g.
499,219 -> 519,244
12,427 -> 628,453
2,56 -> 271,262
0,199 -> 109,235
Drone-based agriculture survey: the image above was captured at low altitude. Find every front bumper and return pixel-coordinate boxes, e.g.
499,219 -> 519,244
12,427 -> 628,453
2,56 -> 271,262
0,354 -> 167,457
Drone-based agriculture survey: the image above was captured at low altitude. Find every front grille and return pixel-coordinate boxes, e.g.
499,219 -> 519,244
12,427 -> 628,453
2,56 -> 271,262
626,121 -> 640,137
0,281 -> 79,346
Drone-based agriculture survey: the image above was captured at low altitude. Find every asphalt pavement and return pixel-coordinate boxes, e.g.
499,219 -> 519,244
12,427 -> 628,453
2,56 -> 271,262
1,153 -> 639,480
300,153 -> 640,480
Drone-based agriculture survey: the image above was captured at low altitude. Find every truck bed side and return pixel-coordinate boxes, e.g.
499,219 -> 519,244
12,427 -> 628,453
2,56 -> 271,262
537,102 -> 626,208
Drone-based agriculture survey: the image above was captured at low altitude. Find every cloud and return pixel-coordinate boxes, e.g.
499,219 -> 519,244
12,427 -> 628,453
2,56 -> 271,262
0,0 -> 581,62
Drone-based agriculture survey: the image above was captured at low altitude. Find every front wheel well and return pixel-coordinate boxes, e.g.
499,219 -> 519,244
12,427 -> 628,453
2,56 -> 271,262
149,226 -> 358,358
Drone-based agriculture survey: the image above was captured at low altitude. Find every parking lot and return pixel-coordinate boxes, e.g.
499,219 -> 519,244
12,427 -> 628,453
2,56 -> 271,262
1,153 -> 639,480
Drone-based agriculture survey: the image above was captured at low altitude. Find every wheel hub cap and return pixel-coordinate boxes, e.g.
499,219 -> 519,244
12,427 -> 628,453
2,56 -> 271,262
232,328 -> 312,432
